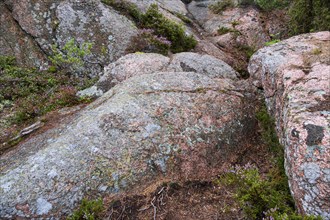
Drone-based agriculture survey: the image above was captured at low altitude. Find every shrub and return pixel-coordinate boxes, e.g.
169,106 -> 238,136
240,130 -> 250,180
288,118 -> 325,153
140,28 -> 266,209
0,56 -> 16,70
217,26 -> 240,35
236,44 -> 257,60
254,0 -> 290,11
140,4 -> 197,53
126,29 -> 172,55
216,104 -> 323,219
50,38 -> 93,72
101,0 -> 142,22
218,164 -> 293,219
0,56 -> 94,125
210,0 -> 289,13
209,0 -> 235,14
218,164 -> 322,219
102,2 -> 197,53
289,0 -> 330,35
67,198 -> 103,220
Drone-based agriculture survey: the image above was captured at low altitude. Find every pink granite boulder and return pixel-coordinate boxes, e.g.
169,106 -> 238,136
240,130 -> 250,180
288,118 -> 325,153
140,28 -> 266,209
249,31 -> 330,218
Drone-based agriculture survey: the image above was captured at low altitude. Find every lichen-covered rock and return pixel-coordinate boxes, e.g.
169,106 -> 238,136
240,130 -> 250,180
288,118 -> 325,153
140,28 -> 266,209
125,0 -> 187,14
167,52 -> 238,80
78,52 -> 238,97
187,0 -> 287,49
0,2 -> 47,68
248,31 -> 330,218
2,0 -> 138,75
0,71 -> 256,218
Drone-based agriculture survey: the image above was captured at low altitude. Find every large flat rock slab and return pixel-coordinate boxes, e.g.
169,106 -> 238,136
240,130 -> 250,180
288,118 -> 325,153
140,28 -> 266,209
0,72 -> 256,218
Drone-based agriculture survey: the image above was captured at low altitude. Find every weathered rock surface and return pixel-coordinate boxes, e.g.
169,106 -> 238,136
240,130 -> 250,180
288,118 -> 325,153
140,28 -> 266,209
125,0 -> 187,14
0,2 -> 48,68
249,31 -> 330,217
167,52 -> 238,80
187,0 -> 288,49
0,71 -> 256,218
2,0 -> 138,74
78,52 -> 239,97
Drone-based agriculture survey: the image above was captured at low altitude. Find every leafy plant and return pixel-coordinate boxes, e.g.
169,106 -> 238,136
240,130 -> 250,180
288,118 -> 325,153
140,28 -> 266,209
67,198 -> 103,220
50,39 -> 93,71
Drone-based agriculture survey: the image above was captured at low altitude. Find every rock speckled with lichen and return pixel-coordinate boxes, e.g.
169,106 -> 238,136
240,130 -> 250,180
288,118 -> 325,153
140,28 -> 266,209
249,31 -> 330,218
79,52 -> 239,97
0,71 -> 256,218
1,0 -> 138,74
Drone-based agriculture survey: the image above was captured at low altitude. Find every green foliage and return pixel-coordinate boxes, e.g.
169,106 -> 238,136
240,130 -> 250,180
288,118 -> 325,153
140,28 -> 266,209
253,0 -> 290,11
0,56 -> 16,69
217,26 -> 240,35
67,198 -> 103,220
236,44 -> 256,59
218,164 -> 293,219
209,0 -> 235,14
101,1 -> 197,53
218,165 -> 322,219
255,105 -> 283,161
140,4 -> 197,53
175,13 -> 193,24
216,105 -> 322,219
210,0 -> 289,13
50,39 -> 93,71
101,0 -> 142,22
289,0 -> 330,35
265,39 -> 281,46
126,29 -> 172,55
0,56 -> 94,124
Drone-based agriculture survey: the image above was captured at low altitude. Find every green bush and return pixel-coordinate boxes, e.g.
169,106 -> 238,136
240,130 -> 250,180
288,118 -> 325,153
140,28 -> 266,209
289,0 -> 330,35
216,104 -> 323,219
218,164 -> 292,219
140,4 -> 197,53
50,39 -> 93,72
126,29 -> 172,55
101,0 -> 142,22
254,0 -> 290,11
0,56 -> 16,69
209,0 -> 235,14
101,1 -> 197,53
67,198 -> 103,220
217,26 -> 241,35
210,0 -> 289,13
0,56 -> 94,124
218,165 -> 322,219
